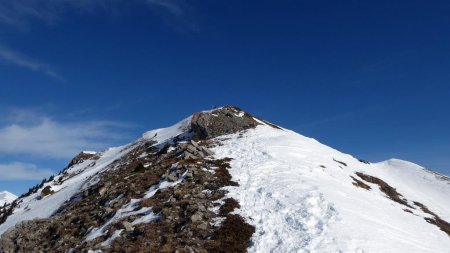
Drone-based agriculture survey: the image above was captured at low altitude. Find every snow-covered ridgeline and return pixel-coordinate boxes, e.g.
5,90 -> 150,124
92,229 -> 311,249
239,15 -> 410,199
0,145 -> 134,236
213,125 -> 450,253
1,107 -> 449,253
0,115 -> 195,236
142,116 -> 193,145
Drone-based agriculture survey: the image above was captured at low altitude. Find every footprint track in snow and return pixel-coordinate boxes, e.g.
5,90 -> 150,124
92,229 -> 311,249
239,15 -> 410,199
214,131 -> 340,253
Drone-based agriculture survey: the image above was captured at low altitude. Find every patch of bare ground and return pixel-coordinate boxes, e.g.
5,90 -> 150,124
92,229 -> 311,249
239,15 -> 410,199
333,158 -> 347,167
355,172 -> 414,208
414,201 -> 450,237
0,137 -> 255,252
350,176 -> 371,190
354,172 -> 450,238
206,214 -> 256,253
219,198 -> 240,216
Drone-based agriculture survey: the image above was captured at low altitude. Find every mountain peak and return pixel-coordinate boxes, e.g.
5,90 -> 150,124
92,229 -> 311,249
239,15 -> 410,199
0,107 -> 449,252
0,191 -> 17,206
142,106 -> 278,146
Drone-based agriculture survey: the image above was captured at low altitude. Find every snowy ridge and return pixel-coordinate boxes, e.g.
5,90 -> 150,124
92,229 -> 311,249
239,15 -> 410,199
141,107 -> 220,145
0,192 -> 17,206
0,112 -> 198,236
0,113 -> 198,237
142,116 -> 192,145
1,107 -> 449,252
0,145 -> 135,235
213,125 -> 450,253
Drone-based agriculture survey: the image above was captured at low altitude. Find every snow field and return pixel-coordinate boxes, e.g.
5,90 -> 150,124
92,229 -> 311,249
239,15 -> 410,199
213,125 -> 450,253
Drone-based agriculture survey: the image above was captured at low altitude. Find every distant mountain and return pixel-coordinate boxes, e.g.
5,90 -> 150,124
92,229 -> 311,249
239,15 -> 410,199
0,106 -> 449,252
0,191 -> 17,206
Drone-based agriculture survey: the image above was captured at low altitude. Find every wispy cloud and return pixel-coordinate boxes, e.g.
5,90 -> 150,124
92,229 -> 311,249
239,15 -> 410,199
0,110 -> 130,159
0,1 -> 195,78
0,0 -> 191,28
145,0 -> 198,32
0,162 -> 53,181
146,0 -> 184,16
0,45 -> 63,80
0,1 -> 102,28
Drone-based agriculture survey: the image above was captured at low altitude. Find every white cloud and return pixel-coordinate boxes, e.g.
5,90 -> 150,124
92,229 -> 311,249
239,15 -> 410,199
0,0 -> 188,28
0,111 -> 129,159
0,162 -> 53,181
0,45 -> 63,80
0,1 -> 101,27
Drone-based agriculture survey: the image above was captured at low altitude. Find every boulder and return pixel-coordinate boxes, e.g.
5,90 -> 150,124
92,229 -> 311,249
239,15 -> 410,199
190,106 -> 260,139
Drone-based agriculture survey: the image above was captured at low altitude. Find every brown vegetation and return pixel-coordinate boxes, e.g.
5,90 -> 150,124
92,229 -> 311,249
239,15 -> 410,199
220,198 -> 240,216
355,172 -> 414,208
350,176 -> 371,190
414,201 -> 450,237
206,214 -> 256,253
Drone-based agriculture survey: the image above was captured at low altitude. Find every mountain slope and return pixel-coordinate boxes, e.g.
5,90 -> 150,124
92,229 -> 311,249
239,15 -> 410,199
213,125 -> 450,253
0,192 -> 17,207
0,106 -> 449,253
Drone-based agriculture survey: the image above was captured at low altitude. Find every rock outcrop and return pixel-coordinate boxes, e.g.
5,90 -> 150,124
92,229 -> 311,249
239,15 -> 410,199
191,106 -> 260,139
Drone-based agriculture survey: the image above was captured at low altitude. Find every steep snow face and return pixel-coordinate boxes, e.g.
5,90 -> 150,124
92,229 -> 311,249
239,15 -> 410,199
213,125 -> 450,253
0,192 -> 17,206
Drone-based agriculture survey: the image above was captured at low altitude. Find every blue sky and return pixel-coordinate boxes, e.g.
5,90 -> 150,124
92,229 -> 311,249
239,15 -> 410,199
0,0 -> 449,195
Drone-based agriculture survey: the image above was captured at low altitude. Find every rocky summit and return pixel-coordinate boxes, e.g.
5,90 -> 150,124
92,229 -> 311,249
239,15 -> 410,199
1,106 -> 450,253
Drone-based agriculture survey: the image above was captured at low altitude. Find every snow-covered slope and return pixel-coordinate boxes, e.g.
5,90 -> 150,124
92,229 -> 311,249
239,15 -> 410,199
0,116 -> 195,236
213,125 -> 450,253
0,191 -> 17,206
0,107 -> 449,252
0,147 -> 135,236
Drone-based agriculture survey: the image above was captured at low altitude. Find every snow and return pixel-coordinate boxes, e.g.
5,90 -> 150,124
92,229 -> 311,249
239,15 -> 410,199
1,110 -> 449,252
235,111 -> 245,117
213,125 -> 450,253
142,116 -> 192,145
0,116 -> 193,237
82,151 -> 98,155
85,199 -> 152,241
101,229 -> 123,247
0,191 -> 17,206
85,171 -> 187,242
0,144 -> 134,235
141,107 -> 221,145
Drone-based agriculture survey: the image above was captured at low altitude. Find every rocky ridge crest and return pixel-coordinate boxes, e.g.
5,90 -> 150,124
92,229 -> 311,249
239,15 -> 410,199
0,106 -> 265,253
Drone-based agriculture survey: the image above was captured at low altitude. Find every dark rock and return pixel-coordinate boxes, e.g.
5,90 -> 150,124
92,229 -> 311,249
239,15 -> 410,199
67,152 -> 98,168
41,186 -> 54,197
191,106 -> 260,139
358,159 -> 371,164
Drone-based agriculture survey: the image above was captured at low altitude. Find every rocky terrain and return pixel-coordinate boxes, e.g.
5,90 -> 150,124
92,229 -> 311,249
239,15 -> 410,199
0,106 -> 261,253
0,106 -> 449,253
